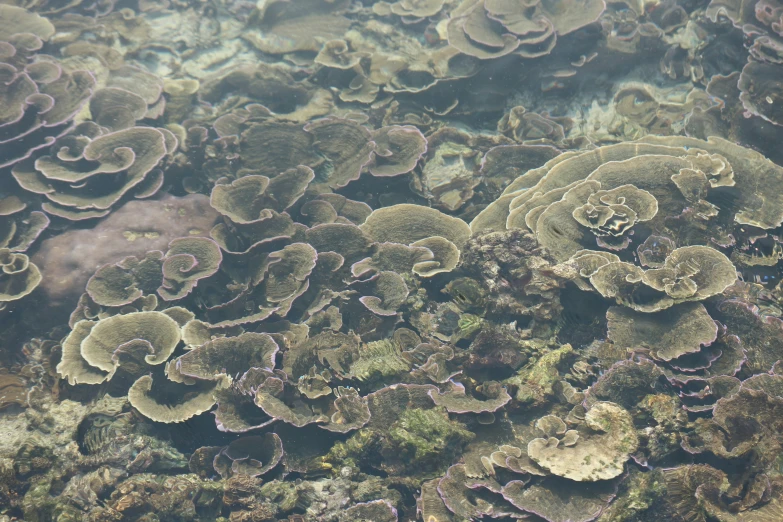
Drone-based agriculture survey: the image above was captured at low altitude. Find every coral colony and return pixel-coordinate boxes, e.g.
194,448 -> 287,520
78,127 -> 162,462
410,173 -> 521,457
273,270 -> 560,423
2,0 -> 783,520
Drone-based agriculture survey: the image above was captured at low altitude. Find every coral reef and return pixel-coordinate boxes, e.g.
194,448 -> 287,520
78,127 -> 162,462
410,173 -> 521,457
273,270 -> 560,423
0,0 -> 782,521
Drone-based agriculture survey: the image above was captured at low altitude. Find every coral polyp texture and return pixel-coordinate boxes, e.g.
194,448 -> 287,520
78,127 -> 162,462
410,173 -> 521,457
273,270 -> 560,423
1,0 -> 783,521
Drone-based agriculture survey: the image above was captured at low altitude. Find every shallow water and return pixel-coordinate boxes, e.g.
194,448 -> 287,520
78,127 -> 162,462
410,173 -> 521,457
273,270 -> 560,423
1,1 -> 783,521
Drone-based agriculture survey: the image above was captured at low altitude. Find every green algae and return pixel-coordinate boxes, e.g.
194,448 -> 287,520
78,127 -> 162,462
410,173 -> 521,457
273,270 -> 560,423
507,343 -> 575,406
326,408 -> 474,476
387,408 -> 475,471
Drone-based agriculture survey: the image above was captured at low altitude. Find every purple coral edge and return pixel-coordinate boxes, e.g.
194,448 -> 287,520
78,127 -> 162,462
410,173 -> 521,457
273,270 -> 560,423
0,41 -> 15,58
253,376 -> 328,428
15,210 -> 50,251
350,264 -> 383,283
1,68 -> 97,169
80,127 -> 167,192
216,433 -> 283,478
91,86 -> 149,125
213,366 -> 279,433
478,143 -> 560,176
177,333 -> 279,382
220,232 -> 293,256
264,242 -> 317,283
9,33 -> 44,54
415,347 -> 461,384
26,127 -> 167,217
319,389 -> 370,433
428,379 -> 512,413
158,237 -> 223,301
85,257 -> 147,307
303,117 -> 376,189
436,464 -> 512,518
350,242 -> 434,278
209,177 -> 278,225
335,139 -> 376,189
110,338 -> 154,370
556,0 -> 606,36
352,270 -> 408,316
679,381 -> 780,454
364,382 -> 438,404
446,13 -> 521,59
462,7 -> 521,48
436,465 -> 469,518
37,139 -> 135,181
358,295 -> 399,316
368,125 -> 428,177
162,253 -> 199,280
213,113 -> 247,138
86,0 -> 118,17
653,312 -> 719,363
39,202 -> 111,221
350,256 -> 374,278
582,358 -> 661,408
111,64 -> 164,104
668,348 -> 723,372
206,301 -> 280,328
720,297 -> 783,330
213,410 -> 277,434
674,375 -> 721,395
713,334 -> 747,376
0,123 -> 59,170
500,475 -> 621,522
0,75 -> 49,132
345,499 -> 398,520
743,368 -> 783,398
135,169 -> 165,199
